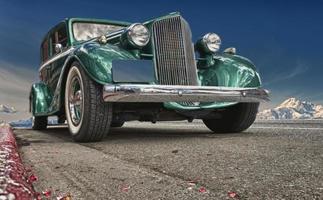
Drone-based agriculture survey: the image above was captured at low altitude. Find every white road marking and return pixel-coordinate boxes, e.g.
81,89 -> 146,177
250,126 -> 323,130
12,123 -> 323,131
138,123 -> 323,131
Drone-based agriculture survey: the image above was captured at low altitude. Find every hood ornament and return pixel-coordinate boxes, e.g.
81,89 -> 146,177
98,35 -> 107,44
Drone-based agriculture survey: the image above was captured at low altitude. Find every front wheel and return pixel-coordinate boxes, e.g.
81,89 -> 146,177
65,62 -> 112,142
203,103 -> 259,133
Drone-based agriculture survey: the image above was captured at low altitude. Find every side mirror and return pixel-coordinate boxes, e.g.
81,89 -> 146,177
223,47 -> 236,55
55,43 -> 63,54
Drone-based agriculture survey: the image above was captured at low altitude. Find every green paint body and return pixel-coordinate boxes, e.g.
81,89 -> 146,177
165,53 -> 261,110
30,13 -> 262,116
30,82 -> 53,115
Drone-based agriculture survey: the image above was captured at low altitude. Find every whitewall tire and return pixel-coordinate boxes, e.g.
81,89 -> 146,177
64,62 -> 112,142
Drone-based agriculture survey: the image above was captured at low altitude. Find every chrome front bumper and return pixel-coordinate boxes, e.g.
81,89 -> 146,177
103,84 -> 269,103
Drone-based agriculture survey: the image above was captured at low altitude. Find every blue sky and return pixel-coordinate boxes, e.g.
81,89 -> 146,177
0,0 -> 322,106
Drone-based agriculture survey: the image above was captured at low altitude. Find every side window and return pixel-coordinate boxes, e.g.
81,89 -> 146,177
49,35 -> 56,56
41,39 -> 49,62
57,26 -> 68,47
49,24 -> 68,57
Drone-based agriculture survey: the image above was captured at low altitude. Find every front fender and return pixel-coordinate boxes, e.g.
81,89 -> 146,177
166,53 -> 262,110
29,42 -> 142,117
46,42 -> 138,116
74,42 -> 138,84
198,53 -> 261,88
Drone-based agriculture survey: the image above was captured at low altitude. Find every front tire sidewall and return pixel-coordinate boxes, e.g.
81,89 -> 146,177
65,66 -> 84,135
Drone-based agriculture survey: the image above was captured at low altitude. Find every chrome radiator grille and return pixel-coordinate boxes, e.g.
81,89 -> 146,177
152,16 -> 198,86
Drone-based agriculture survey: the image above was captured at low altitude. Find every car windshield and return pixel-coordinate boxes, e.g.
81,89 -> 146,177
73,22 -> 124,41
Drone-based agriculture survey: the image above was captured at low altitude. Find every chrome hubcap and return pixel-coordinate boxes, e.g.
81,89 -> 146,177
68,76 -> 83,126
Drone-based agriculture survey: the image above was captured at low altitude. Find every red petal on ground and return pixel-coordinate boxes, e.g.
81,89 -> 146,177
42,189 -> 52,198
28,174 -> 38,183
34,192 -> 42,200
198,187 -> 207,193
57,193 -> 72,200
121,185 -> 130,192
228,191 -> 238,198
0,126 -> 37,199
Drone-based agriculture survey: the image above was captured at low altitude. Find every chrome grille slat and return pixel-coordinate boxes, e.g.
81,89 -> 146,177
152,16 -> 198,86
182,19 -> 198,86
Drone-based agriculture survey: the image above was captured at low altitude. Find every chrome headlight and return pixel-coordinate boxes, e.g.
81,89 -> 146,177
202,33 -> 221,53
125,23 -> 150,47
195,33 -> 221,55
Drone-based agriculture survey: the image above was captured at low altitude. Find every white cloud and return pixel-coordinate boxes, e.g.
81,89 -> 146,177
263,60 -> 309,86
0,61 -> 37,112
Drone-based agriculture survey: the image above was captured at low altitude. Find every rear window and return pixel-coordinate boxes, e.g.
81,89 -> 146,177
72,22 -> 124,41
41,39 -> 49,62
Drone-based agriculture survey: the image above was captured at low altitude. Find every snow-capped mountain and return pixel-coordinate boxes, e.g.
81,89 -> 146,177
258,98 -> 323,120
0,104 -> 16,113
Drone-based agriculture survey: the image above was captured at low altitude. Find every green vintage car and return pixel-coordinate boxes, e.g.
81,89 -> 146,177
30,12 -> 269,142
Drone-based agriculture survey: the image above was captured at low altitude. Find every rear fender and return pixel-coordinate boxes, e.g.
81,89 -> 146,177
30,82 -> 53,116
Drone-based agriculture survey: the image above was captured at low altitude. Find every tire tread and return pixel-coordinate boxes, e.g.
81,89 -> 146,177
203,103 -> 259,133
67,62 -> 112,142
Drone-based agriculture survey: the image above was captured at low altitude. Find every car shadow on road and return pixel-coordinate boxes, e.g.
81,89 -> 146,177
36,124 -> 256,143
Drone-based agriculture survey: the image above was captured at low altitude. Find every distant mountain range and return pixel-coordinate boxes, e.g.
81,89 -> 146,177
258,98 -> 323,120
0,104 -> 16,113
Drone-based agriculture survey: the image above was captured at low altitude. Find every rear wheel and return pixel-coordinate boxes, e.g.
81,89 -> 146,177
65,62 -> 112,142
203,103 -> 259,133
31,95 -> 48,130
32,116 -> 47,130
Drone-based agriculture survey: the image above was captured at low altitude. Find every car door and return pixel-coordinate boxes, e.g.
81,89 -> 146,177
39,37 -> 51,85
47,23 -> 70,99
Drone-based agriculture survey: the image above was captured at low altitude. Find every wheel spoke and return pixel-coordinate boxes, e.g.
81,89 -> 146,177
68,74 -> 83,126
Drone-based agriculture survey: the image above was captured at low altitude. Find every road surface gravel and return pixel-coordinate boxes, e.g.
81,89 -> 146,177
14,121 -> 323,199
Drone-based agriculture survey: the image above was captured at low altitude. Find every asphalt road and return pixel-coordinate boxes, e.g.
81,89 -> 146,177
14,121 -> 323,200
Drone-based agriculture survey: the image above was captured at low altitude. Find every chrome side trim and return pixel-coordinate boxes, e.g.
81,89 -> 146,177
39,47 -> 74,72
39,28 -> 126,72
103,84 -> 270,103
39,28 -> 125,72
105,29 -> 126,40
